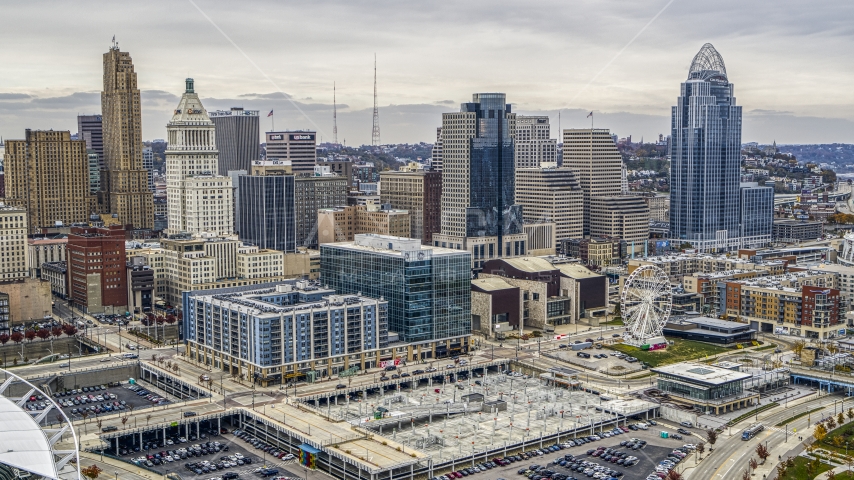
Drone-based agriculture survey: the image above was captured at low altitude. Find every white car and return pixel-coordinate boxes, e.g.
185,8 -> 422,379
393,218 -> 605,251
282,453 -> 295,461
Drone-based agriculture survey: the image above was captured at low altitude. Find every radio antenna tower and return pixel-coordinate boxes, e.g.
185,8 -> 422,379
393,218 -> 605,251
371,54 -> 380,146
333,82 -> 338,144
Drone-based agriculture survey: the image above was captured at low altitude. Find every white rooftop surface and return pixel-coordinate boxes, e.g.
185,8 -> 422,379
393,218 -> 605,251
0,395 -> 58,479
653,362 -> 752,385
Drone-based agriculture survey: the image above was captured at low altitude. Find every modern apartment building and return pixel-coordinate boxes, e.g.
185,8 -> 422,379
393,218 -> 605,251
3,130 -> 94,233
165,79 -> 234,236
773,219 -> 823,243
294,175 -> 348,248
238,161 -> 295,253
515,165 -> 583,242
433,93 -> 527,270
210,108 -> 260,175
101,46 -> 154,230
514,115 -> 557,168
379,163 -> 442,244
0,204 -> 29,282
182,281 -> 389,386
739,183 -> 774,247
321,234 -> 471,349
67,225 -> 128,314
317,205 -> 410,244
266,131 -> 316,176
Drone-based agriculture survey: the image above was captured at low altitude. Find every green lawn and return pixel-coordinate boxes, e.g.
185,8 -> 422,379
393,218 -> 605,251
600,318 -> 625,326
813,415 -> 854,456
604,338 -> 730,367
778,456 -> 833,480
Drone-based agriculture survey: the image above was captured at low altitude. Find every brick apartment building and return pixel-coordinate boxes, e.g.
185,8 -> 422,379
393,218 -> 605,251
67,225 -> 128,314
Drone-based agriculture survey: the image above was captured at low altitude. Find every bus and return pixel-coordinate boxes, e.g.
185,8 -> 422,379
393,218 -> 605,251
742,423 -> 764,440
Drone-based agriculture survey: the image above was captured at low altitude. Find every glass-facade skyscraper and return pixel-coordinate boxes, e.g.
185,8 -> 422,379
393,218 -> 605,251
669,44 -> 743,251
321,234 -> 471,349
237,170 -> 296,253
433,93 -> 527,270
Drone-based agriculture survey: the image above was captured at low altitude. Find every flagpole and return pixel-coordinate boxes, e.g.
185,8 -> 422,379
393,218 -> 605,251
272,110 -> 275,132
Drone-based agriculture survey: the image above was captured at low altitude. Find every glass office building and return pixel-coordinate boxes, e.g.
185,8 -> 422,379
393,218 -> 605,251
739,182 -> 773,247
321,234 -> 471,347
238,173 -> 296,253
669,44 -> 743,251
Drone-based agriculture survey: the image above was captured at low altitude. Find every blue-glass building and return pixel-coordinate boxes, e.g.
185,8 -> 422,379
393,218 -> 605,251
237,162 -> 295,253
434,93 -> 526,270
739,182 -> 773,245
669,44 -> 744,251
321,234 -> 471,355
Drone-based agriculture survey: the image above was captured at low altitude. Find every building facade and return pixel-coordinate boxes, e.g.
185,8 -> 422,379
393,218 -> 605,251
773,219 -> 823,243
78,114 -> 104,171
433,93 -> 526,270
183,281 -> 389,386
739,182 -> 773,247
27,237 -> 67,278
317,205 -> 410,244
669,44 -> 744,251
3,131 -> 94,233
266,131 -> 316,176
379,164 -> 442,245
294,175 -> 348,248
514,115 -> 557,168
165,79 -> 234,236
562,128 -> 622,236
142,147 -> 155,192
238,161 -> 296,253
589,195 -> 650,244
67,225 -> 128,314
431,127 -> 443,172
126,256 -> 154,315
515,165 -> 583,242
210,108 -> 260,175
101,46 -> 154,230
321,234 -> 471,348
42,261 -> 68,299
0,204 -> 29,282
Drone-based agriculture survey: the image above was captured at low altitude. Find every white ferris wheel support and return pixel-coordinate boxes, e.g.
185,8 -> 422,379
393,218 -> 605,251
620,265 -> 672,346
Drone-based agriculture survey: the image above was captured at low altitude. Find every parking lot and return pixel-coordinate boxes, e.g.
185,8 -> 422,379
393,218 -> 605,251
548,346 -> 644,376
436,421 -> 698,480
117,428 -> 302,480
25,380 -> 174,421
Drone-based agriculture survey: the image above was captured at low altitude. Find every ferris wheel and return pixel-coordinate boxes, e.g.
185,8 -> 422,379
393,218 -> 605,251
620,265 -> 672,346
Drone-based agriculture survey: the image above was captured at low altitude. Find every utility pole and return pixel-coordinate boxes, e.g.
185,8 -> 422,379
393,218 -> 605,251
371,54 -> 380,146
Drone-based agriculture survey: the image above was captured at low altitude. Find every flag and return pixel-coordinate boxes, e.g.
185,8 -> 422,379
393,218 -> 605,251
267,110 -> 274,117
587,111 -> 593,118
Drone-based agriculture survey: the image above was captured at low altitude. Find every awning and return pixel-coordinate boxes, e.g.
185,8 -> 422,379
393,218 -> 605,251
299,443 -> 321,454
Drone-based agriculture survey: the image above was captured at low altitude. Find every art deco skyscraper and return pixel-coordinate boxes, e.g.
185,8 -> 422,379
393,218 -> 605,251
432,93 -> 527,270
165,79 -> 234,236
101,45 -> 154,229
209,107 -> 260,175
514,116 -> 557,168
669,43 -> 742,251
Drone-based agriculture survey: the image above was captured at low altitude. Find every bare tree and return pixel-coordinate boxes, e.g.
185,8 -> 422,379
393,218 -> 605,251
749,458 -> 758,476
665,469 -> 683,480
755,443 -> 770,464
741,469 -> 750,480
146,414 -> 152,426
697,442 -> 705,461
706,428 -> 718,451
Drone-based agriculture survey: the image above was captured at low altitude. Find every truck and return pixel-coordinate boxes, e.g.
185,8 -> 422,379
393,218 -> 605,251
742,423 -> 764,440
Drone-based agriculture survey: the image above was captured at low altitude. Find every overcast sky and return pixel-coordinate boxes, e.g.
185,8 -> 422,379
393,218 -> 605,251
1,0 -> 852,146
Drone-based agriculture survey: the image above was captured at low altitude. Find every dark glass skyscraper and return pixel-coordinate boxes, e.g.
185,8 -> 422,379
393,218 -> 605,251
669,44 -> 743,251
237,162 -> 295,253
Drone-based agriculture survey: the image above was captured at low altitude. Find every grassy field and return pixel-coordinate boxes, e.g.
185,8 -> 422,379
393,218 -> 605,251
812,415 -> 854,457
778,456 -> 833,480
605,339 -> 730,367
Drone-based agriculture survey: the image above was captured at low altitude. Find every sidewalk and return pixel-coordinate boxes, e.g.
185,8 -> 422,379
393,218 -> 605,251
79,451 -> 159,480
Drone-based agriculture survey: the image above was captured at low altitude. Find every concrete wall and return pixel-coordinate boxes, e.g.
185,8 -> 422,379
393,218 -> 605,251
53,363 -> 139,393
659,405 -> 698,427
0,336 -> 83,366
0,278 -> 52,325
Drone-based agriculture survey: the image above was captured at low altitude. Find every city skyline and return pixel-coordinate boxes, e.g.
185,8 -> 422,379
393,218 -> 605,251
0,0 -> 851,145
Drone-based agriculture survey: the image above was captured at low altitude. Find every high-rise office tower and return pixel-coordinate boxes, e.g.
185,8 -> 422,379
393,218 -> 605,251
101,45 -> 154,229
238,161 -> 296,253
210,108 -> 260,175
562,128 -> 622,236
265,131 -> 316,176
515,165 -> 584,242
739,182 -> 773,246
379,163 -> 442,244
0,204 -> 29,281
87,150 -> 101,194
4,130 -> 94,233
514,116 -> 557,168
142,147 -> 154,191
77,114 -> 104,170
669,43 -> 743,251
431,127 -> 443,172
165,79 -> 234,236
432,93 -> 526,270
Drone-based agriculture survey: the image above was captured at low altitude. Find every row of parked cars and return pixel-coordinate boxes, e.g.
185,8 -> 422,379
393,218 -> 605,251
127,384 -> 169,405
233,429 -> 296,461
184,453 -> 251,476
129,441 -> 230,468
644,445 -> 696,480
540,453 -> 625,480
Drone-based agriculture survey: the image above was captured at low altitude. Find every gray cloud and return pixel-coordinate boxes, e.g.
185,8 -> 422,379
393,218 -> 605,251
0,93 -> 31,101
0,0 -> 851,144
